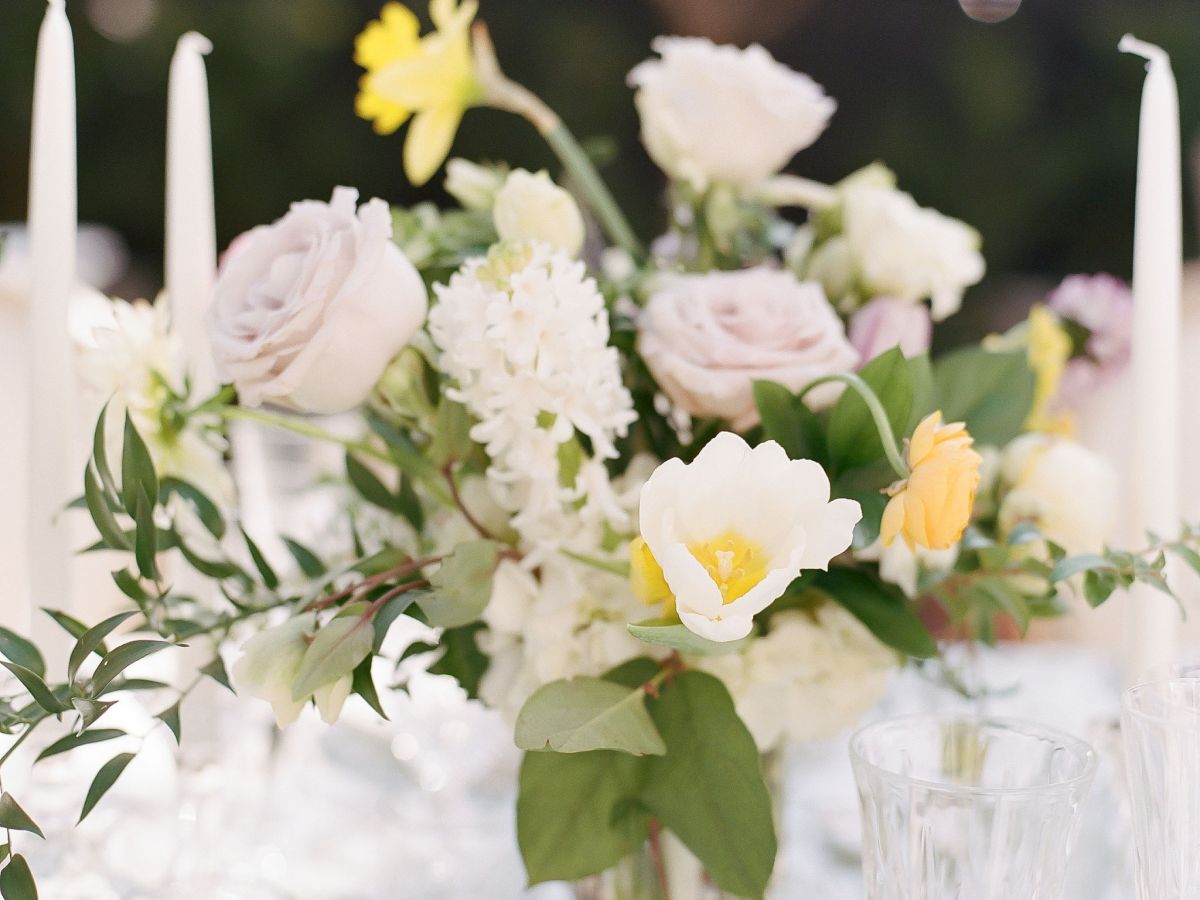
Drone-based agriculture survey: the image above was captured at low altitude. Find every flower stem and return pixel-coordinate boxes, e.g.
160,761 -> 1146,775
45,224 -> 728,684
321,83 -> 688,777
472,23 -> 644,260
797,373 -> 910,479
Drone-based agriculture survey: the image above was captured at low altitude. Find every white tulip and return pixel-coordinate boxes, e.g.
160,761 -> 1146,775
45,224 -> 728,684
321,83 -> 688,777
628,37 -> 835,191
492,169 -> 585,257
444,158 -> 506,211
638,432 -> 861,642
210,187 -> 427,414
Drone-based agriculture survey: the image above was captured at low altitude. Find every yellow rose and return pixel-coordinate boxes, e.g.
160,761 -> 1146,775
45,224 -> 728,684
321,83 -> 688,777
881,411 -> 983,551
1024,304 -> 1073,435
354,0 -> 483,185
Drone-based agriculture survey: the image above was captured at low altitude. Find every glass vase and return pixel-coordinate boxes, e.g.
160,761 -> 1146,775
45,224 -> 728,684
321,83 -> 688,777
850,714 -> 1097,900
1121,677 -> 1200,900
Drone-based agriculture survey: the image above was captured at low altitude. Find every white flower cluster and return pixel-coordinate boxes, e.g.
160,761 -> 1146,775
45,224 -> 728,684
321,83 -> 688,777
428,242 -> 637,560
699,606 -> 896,751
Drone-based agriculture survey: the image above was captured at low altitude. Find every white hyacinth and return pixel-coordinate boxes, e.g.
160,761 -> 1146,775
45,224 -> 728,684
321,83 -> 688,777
428,242 -> 637,561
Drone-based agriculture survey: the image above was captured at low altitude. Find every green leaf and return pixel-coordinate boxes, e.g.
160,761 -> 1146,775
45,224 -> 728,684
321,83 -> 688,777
282,537 -> 327,578
0,795 -> 42,839
395,474 -> 425,532
828,348 -> 912,469
642,672 -> 776,898
372,592 -> 417,653
351,657 -> 388,719
97,677 -> 171,697
346,452 -> 404,514
120,413 -> 158,515
518,750 -> 650,884
71,699 -> 114,730
0,853 -> 37,900
932,347 -> 1035,446
1049,553 -> 1115,584
176,539 -> 245,580
0,630 -> 43,680
817,568 -> 936,658
291,617 -> 373,700
133,487 -> 160,582
160,477 -> 225,539
752,380 -> 826,462
89,640 -> 174,696
428,398 -> 473,467
91,401 -> 119,504
157,702 -> 182,743
240,528 -> 279,590
515,677 -> 666,756
364,409 -> 443,484
35,728 -> 126,762
68,610 -> 139,684
0,663 -> 65,714
420,540 -> 499,628
602,657 -> 660,690
83,463 -> 132,551
200,656 -> 234,693
905,353 -> 936,433
41,608 -> 92,643
426,624 -> 487,698
627,619 -> 749,657
78,752 -> 136,824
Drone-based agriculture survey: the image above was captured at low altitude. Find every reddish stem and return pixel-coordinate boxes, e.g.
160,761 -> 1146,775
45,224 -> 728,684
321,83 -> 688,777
304,554 -> 444,612
442,462 -> 496,541
648,818 -> 671,900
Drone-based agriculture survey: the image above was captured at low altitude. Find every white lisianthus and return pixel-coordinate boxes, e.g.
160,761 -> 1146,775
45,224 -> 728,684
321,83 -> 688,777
628,37 -> 835,191
492,169 -> 585,257
998,434 -> 1118,553
637,267 -> 858,430
231,614 -> 352,727
444,157 -> 506,211
638,432 -> 861,642
842,183 -> 984,321
698,606 -> 895,750
210,187 -> 427,414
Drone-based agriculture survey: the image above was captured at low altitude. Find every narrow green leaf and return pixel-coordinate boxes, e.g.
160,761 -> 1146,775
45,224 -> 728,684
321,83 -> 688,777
291,617 -> 373,700
97,677 -> 171,696
627,619 -> 749,657
160,477 -> 225,539
0,630 -> 43,680
133,488 -> 160,582
0,663 -> 64,714
0,853 -> 37,900
396,474 -> 425,532
35,728 -> 126,762
346,452 -> 403,513
91,401 -> 119,504
200,656 -> 234,693
83,463 -> 132,551
282,537 -> 326,578
372,592 -> 417,653
157,702 -> 182,744
420,540 -> 499,628
351,657 -> 388,719
0,795 -> 42,839
427,398 -> 473,467
78,752 -> 136,823
176,539 -> 245,580
426,624 -> 487,698
1049,553 -> 1115,584
817,568 -> 936,658
240,528 -> 279,590
42,608 -> 95,644
365,409 -> 443,483
71,698 -> 115,730
68,611 -> 139,684
828,347 -> 913,470
121,413 -> 158,514
515,677 -> 665,755
89,640 -> 174,696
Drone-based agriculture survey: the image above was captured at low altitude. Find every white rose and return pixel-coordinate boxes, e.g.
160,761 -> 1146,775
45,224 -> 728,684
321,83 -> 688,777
639,432 -> 861,642
628,36 -> 835,191
998,434 -> 1119,553
492,169 -> 585,257
210,187 -> 427,414
842,183 -> 984,321
637,267 -> 858,429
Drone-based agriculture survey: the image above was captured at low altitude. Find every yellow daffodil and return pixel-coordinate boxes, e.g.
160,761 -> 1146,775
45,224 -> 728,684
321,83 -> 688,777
881,411 -> 983,551
354,0 -> 483,185
1024,304 -> 1073,435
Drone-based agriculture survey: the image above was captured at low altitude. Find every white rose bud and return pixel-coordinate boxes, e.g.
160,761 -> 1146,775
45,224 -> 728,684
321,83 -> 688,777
231,614 -> 353,728
628,36 -> 835,191
444,158 -> 507,212
637,267 -> 858,430
492,169 -> 586,257
210,187 -> 427,414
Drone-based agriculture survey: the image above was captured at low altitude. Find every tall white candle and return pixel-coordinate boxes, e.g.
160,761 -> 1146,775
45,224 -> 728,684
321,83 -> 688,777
26,0 -> 78,648
165,32 -> 217,394
1120,35 -> 1183,682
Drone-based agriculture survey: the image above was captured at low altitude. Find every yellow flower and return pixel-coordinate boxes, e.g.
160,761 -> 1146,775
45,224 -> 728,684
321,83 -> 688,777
881,411 -> 983,551
354,0 -> 483,185
1024,304 -> 1073,435
630,536 -> 675,617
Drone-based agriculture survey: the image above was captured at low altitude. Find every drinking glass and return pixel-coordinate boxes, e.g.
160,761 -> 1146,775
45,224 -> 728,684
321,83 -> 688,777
1121,677 -> 1200,899
850,715 -> 1097,900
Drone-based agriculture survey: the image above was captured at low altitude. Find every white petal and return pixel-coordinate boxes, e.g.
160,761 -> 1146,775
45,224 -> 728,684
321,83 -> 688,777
723,566 -> 801,619
678,609 -> 754,642
659,542 -> 724,617
797,498 -> 862,569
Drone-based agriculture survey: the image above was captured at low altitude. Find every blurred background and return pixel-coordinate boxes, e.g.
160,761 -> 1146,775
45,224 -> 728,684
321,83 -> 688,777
2,0 -> 1199,345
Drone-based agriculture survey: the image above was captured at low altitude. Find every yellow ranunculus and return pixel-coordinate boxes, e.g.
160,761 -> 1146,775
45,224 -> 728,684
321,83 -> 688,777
881,411 -> 983,551
630,536 -> 675,617
1024,304 -> 1073,435
354,0 -> 483,185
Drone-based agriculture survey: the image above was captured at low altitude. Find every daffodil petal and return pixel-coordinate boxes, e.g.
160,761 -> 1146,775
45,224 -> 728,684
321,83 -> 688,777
354,2 -> 421,71
404,105 -> 464,185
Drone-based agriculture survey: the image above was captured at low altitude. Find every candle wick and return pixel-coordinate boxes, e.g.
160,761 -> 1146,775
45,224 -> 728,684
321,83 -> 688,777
1119,34 -> 1170,69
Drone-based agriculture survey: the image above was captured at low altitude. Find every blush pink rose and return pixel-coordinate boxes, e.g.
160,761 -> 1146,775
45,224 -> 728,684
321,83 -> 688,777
637,267 -> 858,429
848,296 -> 933,365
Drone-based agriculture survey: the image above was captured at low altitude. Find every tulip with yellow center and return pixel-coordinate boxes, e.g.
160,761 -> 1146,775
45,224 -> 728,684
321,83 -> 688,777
881,411 -> 983,551
635,432 -> 861,642
354,0 -> 483,185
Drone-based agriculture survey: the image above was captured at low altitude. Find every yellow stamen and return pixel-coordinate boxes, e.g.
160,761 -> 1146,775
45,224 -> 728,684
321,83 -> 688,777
688,531 -> 768,604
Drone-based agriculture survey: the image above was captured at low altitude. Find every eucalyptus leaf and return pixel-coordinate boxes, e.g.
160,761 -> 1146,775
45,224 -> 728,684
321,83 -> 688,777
351,657 -> 388,719
0,795 -> 42,839
1049,554 -> 1115,584
427,624 -> 487,698
515,677 -> 665,756
78,752 -> 136,823
0,853 -> 37,900
291,617 -> 373,701
421,540 -> 499,628
627,619 -> 749,657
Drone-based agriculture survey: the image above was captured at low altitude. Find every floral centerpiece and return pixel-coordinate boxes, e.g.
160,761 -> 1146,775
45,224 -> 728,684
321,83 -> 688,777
0,3 -> 1188,898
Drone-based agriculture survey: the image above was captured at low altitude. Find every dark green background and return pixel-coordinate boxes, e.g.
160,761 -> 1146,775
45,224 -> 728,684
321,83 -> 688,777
1,0 -> 1197,341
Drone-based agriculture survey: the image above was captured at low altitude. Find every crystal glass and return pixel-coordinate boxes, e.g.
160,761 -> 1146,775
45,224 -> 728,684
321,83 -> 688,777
850,715 -> 1097,900
1121,677 -> 1200,899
